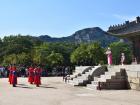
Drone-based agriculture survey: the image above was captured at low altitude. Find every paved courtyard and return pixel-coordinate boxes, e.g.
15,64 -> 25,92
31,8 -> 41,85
0,77 -> 140,105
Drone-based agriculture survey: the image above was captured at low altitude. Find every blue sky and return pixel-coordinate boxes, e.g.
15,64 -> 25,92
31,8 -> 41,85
0,0 -> 139,38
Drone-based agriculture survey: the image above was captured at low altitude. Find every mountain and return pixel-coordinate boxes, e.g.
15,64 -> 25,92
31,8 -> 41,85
38,27 -> 120,47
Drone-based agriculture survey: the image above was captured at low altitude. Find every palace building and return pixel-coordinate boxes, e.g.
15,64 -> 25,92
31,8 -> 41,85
108,16 -> 140,63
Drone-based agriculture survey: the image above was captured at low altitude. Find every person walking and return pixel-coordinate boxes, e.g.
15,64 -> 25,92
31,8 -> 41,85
11,64 -> 17,87
28,65 -> 34,84
8,64 -> 12,84
34,66 -> 42,87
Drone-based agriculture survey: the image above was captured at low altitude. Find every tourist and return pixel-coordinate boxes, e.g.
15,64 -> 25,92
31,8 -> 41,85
20,65 -> 26,77
0,66 -> 5,77
62,66 -> 66,81
3,66 -> 8,78
28,65 -> 34,84
131,55 -> 137,64
105,47 -> 112,66
121,53 -> 125,66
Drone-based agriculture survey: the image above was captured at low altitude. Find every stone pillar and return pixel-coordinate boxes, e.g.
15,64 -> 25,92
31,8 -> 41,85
133,38 -> 140,63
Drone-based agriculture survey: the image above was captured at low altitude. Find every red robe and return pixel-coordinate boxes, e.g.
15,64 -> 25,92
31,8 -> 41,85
28,67 -> 34,84
34,68 -> 42,86
11,66 -> 17,85
8,67 -> 12,84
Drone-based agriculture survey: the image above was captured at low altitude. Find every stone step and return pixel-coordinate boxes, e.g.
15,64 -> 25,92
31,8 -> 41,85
97,78 -> 106,82
102,82 -> 126,89
115,72 -> 124,76
108,66 -> 121,72
85,71 -> 89,74
82,73 -> 89,77
88,66 -> 101,75
77,74 -> 88,78
90,81 -> 126,90
86,84 -> 98,90
68,80 -> 75,85
105,71 -> 116,75
77,76 -> 88,79
91,81 -> 99,85
111,76 -> 126,80
102,74 -> 125,78
77,77 -> 88,80
85,67 -> 127,90
106,78 -> 126,82
76,74 -> 88,78
69,80 -> 80,86
73,80 -> 88,86
94,77 -> 99,81
85,72 -> 90,75
100,74 -> 112,79
73,78 -> 84,81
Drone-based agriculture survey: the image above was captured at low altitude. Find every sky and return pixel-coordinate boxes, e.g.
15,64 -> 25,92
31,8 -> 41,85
0,0 -> 140,38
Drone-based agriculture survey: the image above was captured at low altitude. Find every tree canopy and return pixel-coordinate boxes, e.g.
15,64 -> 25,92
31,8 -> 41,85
109,41 -> 132,65
71,42 -> 106,65
0,35 -> 133,68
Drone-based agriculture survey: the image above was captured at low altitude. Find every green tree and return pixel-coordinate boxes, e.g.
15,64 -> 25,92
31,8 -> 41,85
71,44 -> 89,65
71,42 -> 105,65
47,51 -> 64,67
3,54 -> 18,64
17,52 -> 31,64
32,43 -> 51,64
109,41 -> 132,65
32,42 -> 77,66
87,42 -> 106,65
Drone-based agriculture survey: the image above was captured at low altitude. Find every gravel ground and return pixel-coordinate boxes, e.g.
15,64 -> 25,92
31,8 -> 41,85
0,77 -> 140,105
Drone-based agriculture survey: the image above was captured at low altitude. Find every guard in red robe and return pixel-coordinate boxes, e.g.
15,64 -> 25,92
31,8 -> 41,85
28,66 -> 34,84
8,64 -> 12,84
34,66 -> 42,87
11,65 -> 17,87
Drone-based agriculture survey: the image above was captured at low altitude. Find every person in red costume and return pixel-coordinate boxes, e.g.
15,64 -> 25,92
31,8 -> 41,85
8,64 -> 12,84
34,66 -> 42,87
28,65 -> 34,84
11,64 -> 17,87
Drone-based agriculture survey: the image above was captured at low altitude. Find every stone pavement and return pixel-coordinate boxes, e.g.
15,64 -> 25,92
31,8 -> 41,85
0,77 -> 140,105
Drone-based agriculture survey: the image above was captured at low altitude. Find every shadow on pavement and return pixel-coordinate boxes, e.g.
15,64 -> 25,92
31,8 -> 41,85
39,85 -> 57,89
16,85 -> 34,89
18,84 -> 28,86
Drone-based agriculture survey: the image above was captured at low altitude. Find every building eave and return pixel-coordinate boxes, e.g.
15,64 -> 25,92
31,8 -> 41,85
107,30 -> 140,38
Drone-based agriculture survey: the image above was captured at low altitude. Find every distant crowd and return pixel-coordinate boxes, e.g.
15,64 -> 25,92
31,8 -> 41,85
0,64 -> 72,78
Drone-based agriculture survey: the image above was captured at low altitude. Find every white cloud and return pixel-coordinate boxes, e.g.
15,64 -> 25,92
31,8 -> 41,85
113,14 -> 136,21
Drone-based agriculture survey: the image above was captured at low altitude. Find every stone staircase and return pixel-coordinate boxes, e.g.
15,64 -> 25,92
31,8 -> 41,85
69,66 -> 92,79
87,68 -> 127,90
69,66 -> 102,86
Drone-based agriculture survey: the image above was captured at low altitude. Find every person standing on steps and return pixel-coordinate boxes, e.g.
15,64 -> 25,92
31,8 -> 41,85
121,53 -> 125,66
105,47 -> 112,66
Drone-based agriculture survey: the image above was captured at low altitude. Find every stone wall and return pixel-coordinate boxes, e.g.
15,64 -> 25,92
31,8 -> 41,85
108,65 -> 140,90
